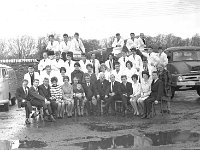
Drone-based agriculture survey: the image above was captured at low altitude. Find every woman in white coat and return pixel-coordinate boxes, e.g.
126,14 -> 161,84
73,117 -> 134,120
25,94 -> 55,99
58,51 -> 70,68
124,61 -> 137,83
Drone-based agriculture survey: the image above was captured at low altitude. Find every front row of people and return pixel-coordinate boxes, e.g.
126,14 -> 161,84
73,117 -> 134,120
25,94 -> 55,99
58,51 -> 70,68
16,64 -> 170,124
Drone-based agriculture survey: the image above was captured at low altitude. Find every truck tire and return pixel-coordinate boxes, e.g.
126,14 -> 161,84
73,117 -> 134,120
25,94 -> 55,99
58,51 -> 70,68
196,87 -> 200,96
11,97 -> 16,106
4,103 -> 9,111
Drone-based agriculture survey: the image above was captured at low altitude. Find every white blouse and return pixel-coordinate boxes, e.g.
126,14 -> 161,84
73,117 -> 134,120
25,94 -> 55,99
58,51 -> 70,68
140,79 -> 151,97
124,68 -> 137,83
132,82 -> 141,97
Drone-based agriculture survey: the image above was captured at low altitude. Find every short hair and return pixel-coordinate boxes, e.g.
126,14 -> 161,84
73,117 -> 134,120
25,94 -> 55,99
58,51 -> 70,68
63,34 -> 68,37
121,75 -> 127,79
74,32 -> 79,36
130,47 -> 137,52
148,46 -> 153,49
22,79 -> 28,83
158,46 -> 163,50
130,33 -> 135,35
108,53 -> 114,57
152,71 -> 159,75
142,71 -> 150,78
74,62 -> 80,67
86,63 -> 93,69
131,74 -> 138,80
81,53 -> 86,57
110,74 -> 115,78
84,73 -> 90,78
126,61 -> 133,68
115,61 -> 120,66
55,51 -> 60,56
100,63 -> 107,70
28,65 -> 34,68
116,33 -> 120,36
33,79 -> 39,82
51,77 -> 58,83
49,34 -> 54,38
63,76 -> 69,82
60,67 -> 66,73
43,77 -> 49,81
45,65 -> 51,69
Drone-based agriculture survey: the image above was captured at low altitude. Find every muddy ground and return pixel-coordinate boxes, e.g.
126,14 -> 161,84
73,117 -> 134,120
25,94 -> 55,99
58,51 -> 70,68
1,90 -> 200,150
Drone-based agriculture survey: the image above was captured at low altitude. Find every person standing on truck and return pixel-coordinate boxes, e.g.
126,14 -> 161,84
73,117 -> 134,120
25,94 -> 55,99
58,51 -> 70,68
70,32 -> 85,56
126,33 -> 138,52
46,34 -> 60,56
112,33 -> 124,56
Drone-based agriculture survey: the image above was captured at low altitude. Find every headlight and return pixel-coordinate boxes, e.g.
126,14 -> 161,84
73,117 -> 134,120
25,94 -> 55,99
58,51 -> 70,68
178,76 -> 183,81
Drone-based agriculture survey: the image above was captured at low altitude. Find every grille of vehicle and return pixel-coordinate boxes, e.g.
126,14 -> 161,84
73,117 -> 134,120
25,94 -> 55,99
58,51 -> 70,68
183,75 -> 200,81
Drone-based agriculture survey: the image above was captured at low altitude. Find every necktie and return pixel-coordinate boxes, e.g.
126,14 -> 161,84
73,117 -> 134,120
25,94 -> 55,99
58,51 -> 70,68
111,82 -> 113,92
124,57 -> 125,62
69,61 -> 70,66
152,80 -> 155,85
109,61 -> 112,70
56,59 -> 59,62
24,88 -> 28,95
92,60 -> 95,73
87,83 -> 90,87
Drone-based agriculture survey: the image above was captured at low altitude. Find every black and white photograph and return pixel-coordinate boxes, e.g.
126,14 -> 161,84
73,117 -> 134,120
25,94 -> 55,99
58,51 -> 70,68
0,0 -> 200,149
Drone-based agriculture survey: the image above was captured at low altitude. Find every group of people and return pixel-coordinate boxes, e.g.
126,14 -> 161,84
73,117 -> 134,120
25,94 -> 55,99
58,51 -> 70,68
15,32 -> 172,124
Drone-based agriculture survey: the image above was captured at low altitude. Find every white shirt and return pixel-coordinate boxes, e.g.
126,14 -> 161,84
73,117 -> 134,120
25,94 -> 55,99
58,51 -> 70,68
105,59 -> 114,72
118,56 -> 129,71
24,72 -> 40,87
132,82 -> 141,97
124,68 -> 137,83
126,38 -> 138,51
111,69 -> 123,83
79,59 -> 91,73
38,58 -> 51,72
90,59 -> 100,77
128,54 -> 143,70
46,41 -> 60,52
112,38 -> 124,55
51,59 -> 65,72
70,38 -> 85,54
136,37 -> 146,51
140,79 -> 151,97
157,52 -> 168,66
59,41 -> 71,53
64,60 -> 76,73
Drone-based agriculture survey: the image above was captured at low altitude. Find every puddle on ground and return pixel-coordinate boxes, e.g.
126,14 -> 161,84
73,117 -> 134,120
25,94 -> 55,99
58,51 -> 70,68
83,123 -> 136,132
0,140 -> 48,149
71,130 -> 200,150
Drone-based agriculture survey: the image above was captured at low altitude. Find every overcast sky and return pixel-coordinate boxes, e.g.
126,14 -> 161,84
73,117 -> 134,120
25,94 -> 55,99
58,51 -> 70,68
0,0 -> 199,39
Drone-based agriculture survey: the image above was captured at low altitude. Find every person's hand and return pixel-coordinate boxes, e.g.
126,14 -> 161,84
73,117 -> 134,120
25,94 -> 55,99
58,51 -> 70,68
97,95 -> 100,99
22,99 -> 26,103
105,95 -> 108,98
46,101 -> 50,105
155,100 -> 158,104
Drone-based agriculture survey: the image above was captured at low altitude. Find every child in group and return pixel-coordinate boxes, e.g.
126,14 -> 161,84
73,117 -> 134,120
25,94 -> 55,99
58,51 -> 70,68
72,77 -> 85,116
50,77 -> 64,118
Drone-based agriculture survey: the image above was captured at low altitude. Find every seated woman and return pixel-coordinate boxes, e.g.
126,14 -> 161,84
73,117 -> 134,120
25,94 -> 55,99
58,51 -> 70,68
124,61 -> 137,83
62,76 -> 74,118
137,71 -> 151,116
97,63 -> 110,81
130,74 -> 141,116
72,77 -> 85,117
50,77 -> 64,119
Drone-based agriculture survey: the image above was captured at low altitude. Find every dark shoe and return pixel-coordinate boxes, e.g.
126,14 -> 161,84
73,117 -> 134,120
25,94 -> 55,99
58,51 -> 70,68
31,112 -> 38,118
44,117 -> 52,122
50,115 -> 56,122
25,119 -> 31,124
141,115 -> 147,119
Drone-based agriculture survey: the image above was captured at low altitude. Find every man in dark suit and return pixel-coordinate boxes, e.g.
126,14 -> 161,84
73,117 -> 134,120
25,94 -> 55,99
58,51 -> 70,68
38,78 -> 56,121
82,74 -> 97,115
96,73 -> 110,115
16,79 -> 33,124
28,79 -> 54,122
142,71 -> 163,119
120,75 -> 133,116
82,64 -> 97,85
104,74 -> 121,115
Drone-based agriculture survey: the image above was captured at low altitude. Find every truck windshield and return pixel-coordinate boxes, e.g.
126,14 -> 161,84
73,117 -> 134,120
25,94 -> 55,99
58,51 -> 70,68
173,50 -> 200,61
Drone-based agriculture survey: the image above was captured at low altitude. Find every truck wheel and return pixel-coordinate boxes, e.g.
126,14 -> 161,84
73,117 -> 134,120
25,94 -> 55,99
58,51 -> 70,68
196,87 -> 200,96
171,87 -> 175,99
11,97 -> 16,106
4,103 -> 9,111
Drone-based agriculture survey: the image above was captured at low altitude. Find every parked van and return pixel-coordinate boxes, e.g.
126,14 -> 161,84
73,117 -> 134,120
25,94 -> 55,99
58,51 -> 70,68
0,64 -> 18,111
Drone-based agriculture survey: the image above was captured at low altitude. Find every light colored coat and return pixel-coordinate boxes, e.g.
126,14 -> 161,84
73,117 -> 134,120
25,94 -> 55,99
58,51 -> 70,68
70,38 -> 85,54
46,41 -> 60,52
112,38 -> 124,55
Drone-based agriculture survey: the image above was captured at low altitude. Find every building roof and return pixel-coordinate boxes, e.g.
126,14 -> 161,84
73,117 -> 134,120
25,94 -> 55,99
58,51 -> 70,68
165,46 -> 200,52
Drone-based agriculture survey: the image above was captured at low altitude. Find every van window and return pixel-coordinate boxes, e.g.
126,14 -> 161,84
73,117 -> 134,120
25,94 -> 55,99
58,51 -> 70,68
2,68 -> 8,78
